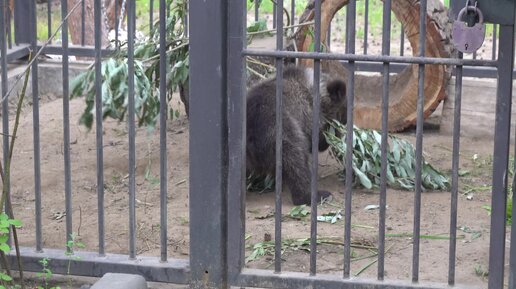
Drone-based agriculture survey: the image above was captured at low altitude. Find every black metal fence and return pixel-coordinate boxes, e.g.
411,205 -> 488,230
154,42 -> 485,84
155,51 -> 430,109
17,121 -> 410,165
0,0 -> 514,288
1,0 -> 190,284
250,0 -> 502,78
222,0 -> 514,288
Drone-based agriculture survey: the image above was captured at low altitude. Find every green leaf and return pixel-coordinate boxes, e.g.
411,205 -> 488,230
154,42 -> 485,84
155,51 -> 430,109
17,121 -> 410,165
353,166 -> 373,189
247,20 -> 268,33
372,130 -> 382,144
8,219 -> 22,227
324,121 -> 449,191
392,139 -> 401,162
0,243 -> 10,253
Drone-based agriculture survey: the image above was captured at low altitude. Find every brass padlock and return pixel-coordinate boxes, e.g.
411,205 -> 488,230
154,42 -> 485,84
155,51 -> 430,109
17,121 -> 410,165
452,5 -> 485,53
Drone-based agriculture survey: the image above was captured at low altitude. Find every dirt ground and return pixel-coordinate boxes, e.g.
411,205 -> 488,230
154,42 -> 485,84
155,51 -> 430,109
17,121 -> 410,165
2,87 -> 500,289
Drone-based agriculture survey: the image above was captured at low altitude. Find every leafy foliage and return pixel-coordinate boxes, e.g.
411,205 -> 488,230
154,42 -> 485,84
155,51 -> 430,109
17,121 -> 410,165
0,213 -> 22,288
36,258 -> 61,289
246,172 -> 274,193
71,58 -> 158,128
245,121 -> 449,193
324,120 -> 450,191
288,205 -> 310,219
246,238 -> 313,263
70,0 -> 188,130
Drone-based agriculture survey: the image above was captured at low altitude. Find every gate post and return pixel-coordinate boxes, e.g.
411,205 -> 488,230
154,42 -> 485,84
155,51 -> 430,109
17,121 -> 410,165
227,0 -> 246,285
489,18 -> 515,289
13,0 -> 31,44
189,1 -> 228,289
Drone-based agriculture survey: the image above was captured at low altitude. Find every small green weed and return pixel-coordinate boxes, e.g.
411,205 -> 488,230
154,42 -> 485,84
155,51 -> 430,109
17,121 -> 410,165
474,264 -> 488,279
36,258 -> 60,289
64,233 -> 85,288
0,213 -> 22,289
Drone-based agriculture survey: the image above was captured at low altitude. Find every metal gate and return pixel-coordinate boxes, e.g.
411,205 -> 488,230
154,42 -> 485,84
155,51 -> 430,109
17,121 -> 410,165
1,0 -> 191,284
190,0 -> 516,288
0,0 -> 514,288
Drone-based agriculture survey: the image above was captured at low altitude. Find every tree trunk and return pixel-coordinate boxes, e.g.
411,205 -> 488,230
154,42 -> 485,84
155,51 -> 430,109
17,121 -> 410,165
66,0 -> 125,46
294,0 -> 453,132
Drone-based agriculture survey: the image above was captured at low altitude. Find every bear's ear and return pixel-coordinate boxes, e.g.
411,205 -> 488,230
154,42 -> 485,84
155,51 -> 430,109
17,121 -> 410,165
326,79 -> 347,104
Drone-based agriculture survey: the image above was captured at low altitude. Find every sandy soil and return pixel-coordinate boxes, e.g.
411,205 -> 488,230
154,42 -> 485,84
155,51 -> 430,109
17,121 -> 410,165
2,90 -> 498,288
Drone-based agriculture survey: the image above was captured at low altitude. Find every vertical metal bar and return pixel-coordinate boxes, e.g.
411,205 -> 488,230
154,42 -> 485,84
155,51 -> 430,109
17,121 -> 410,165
127,0 -> 137,260
472,51 -> 477,60
0,1 -> 8,241
13,0 -> 30,45
489,24 -> 515,289
81,0 -> 86,46
94,0 -> 105,256
345,10 -> 349,54
0,1 -> 9,247
31,0 -> 42,253
48,0 -> 52,42
511,173 -> 516,289
274,0 -> 284,274
448,52 -> 463,286
6,0 -> 11,49
184,1 -> 189,37
378,0 -> 391,281
158,0 -> 168,263
363,0 -> 368,55
150,0 -> 154,32
254,0 -> 259,22
227,0 -> 246,281
61,0 -> 73,250
492,24 -> 497,60
400,24 -> 405,56
0,0 -> 8,249
445,5 -> 461,285
115,0 -> 119,49
291,0 -> 295,31
327,23 -> 331,50
412,0 -> 427,282
309,0 -> 321,276
511,101 -> 516,289
189,0 -> 228,286
343,0 -> 355,279
273,2 -> 277,29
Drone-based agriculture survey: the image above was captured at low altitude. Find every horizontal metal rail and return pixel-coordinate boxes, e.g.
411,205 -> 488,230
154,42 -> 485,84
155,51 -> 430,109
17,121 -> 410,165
243,49 -> 498,67
7,247 -> 190,284
37,45 -> 114,58
4,44 -> 30,62
234,269 -> 482,289
1,46 -> 506,79
352,62 -> 512,78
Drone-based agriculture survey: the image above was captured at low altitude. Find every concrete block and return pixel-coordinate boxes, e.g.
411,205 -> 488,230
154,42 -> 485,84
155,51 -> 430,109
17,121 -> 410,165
91,273 -> 147,289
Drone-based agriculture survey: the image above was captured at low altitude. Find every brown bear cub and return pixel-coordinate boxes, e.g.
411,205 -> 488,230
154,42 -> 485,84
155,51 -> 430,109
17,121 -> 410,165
246,65 -> 347,205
